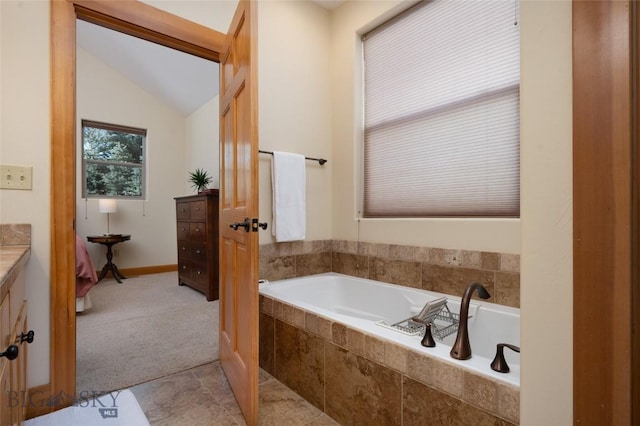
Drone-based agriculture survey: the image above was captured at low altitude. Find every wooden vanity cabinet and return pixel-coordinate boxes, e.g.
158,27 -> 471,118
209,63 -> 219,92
0,269 -> 29,426
0,295 -> 11,426
175,192 -> 219,301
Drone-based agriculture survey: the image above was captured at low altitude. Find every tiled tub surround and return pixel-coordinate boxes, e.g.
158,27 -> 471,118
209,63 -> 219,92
260,293 -> 519,425
259,240 -> 520,308
260,273 -> 520,383
259,241 -> 520,425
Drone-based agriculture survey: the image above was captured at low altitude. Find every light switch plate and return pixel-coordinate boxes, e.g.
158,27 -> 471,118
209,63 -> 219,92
0,164 -> 33,190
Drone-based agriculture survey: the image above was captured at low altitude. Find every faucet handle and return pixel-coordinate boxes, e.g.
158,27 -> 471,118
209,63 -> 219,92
412,317 -> 436,348
421,323 -> 436,348
490,343 -> 520,373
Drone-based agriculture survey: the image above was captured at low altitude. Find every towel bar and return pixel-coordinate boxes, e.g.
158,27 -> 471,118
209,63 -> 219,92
259,150 -> 327,165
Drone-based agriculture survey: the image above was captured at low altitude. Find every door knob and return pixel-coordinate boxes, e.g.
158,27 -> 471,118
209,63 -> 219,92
18,330 -> 34,344
0,345 -> 18,361
230,218 -> 250,232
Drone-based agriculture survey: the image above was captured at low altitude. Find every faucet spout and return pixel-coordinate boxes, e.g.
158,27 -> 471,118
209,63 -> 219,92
450,283 -> 491,360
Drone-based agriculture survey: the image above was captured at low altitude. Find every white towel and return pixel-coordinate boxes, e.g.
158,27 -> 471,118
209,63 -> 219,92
271,151 -> 306,242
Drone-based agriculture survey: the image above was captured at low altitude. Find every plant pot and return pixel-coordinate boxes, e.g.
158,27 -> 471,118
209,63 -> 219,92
198,188 -> 219,195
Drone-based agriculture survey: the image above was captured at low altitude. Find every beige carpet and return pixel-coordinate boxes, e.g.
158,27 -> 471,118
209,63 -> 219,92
76,271 -> 219,393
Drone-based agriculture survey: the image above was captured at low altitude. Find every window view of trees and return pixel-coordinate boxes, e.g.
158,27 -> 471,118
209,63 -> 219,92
82,120 -> 146,198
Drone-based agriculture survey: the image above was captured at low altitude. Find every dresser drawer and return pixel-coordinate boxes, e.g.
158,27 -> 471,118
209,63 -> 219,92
190,222 -> 206,242
177,222 -> 189,240
190,200 -> 207,220
177,241 -> 191,260
178,241 -> 207,263
191,263 -> 208,288
191,242 -> 207,262
178,259 -> 193,281
176,202 -> 190,220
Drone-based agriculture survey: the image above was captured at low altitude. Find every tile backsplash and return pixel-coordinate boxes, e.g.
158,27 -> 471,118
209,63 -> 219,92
0,224 -> 31,246
259,240 -> 520,308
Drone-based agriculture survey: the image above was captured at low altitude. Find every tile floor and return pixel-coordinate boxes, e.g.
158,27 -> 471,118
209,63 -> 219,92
129,361 -> 339,425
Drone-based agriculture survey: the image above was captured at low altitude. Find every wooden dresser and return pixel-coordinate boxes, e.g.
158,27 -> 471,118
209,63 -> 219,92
175,192 -> 219,301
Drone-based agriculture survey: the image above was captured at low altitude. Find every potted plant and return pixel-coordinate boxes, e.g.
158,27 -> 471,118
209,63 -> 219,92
188,168 -> 212,193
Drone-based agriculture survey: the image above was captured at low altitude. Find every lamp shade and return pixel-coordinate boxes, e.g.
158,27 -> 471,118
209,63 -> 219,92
98,199 -> 117,214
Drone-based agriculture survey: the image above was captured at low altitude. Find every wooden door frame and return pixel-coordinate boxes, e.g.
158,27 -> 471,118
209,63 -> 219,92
50,0 -> 225,406
634,3 -> 640,421
573,1 -> 636,424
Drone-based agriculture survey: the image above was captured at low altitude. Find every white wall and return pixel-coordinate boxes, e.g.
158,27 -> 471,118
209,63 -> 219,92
0,0 -> 52,388
257,0 -> 333,243
185,96 -> 220,194
520,2 -> 573,424
141,0 -> 238,33
76,48 -> 186,269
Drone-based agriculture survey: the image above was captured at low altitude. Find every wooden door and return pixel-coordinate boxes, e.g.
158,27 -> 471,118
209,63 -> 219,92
573,1 -> 634,423
219,1 -> 259,424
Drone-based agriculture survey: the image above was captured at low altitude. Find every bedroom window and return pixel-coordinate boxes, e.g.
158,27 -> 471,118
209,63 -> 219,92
82,120 -> 146,199
362,0 -> 520,217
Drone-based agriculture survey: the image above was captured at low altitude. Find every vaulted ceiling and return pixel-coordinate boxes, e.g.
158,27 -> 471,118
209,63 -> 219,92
75,1 -> 344,116
76,20 -> 218,117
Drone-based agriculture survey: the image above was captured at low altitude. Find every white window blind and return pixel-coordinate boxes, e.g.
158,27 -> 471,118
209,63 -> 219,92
363,0 -> 520,217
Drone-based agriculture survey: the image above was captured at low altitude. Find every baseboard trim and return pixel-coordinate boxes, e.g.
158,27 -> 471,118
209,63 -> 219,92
97,264 -> 178,278
25,383 -> 52,419
120,264 -> 178,276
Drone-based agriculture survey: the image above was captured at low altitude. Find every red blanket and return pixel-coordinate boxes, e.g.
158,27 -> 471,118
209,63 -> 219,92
76,234 -> 98,298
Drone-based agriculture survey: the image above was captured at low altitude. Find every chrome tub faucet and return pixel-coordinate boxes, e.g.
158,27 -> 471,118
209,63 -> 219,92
450,283 -> 491,360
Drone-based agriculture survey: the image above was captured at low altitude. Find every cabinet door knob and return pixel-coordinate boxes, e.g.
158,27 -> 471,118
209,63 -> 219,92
18,330 -> 34,344
0,345 -> 18,361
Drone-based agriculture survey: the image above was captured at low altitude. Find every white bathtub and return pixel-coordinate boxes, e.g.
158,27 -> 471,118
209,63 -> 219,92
259,272 -> 520,386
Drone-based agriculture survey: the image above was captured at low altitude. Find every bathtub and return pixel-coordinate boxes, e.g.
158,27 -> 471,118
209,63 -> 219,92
259,272 -> 520,386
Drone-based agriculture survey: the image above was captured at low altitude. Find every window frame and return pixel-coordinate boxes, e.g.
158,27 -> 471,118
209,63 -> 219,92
81,119 -> 147,200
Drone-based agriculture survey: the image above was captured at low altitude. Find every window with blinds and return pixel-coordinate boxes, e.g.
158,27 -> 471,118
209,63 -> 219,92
363,0 -> 520,217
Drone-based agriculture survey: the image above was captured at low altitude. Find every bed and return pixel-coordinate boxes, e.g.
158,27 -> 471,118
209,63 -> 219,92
76,234 -> 98,312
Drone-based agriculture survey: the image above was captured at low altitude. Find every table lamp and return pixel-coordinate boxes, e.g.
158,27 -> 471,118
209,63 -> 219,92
98,199 -> 117,235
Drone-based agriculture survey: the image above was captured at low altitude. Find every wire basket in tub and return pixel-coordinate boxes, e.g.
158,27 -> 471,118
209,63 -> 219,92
376,297 -> 460,340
